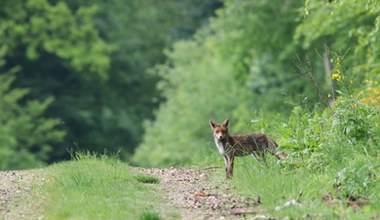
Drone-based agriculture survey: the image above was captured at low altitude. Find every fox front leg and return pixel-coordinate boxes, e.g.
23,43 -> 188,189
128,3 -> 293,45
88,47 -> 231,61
224,154 -> 234,179
229,155 -> 235,178
223,155 -> 229,177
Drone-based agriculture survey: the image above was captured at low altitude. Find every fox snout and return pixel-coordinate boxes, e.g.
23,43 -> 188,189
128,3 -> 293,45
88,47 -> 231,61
215,133 -> 225,140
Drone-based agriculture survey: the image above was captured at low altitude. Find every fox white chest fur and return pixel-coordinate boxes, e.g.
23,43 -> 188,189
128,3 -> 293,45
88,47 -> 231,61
213,137 -> 226,155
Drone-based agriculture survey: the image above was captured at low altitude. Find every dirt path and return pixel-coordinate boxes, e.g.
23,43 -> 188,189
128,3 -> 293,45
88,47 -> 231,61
133,167 -> 267,220
1,168 -> 267,220
0,170 -> 44,220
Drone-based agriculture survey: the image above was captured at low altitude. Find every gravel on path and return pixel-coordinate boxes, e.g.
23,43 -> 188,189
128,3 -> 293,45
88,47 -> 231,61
0,170 -> 44,220
133,167 -> 269,220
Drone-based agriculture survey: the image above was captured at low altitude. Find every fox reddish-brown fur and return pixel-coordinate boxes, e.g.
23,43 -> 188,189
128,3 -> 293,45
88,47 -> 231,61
209,119 -> 286,179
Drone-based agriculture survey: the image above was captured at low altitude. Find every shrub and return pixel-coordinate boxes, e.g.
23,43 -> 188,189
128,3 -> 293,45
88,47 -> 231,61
334,162 -> 380,201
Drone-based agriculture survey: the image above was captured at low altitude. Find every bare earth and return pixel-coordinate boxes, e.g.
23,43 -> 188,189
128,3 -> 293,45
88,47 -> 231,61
1,168 -> 268,220
0,170 -> 44,220
133,167 -> 268,220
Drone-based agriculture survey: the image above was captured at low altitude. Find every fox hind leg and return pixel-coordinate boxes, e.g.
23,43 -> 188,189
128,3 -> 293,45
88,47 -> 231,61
251,152 -> 267,167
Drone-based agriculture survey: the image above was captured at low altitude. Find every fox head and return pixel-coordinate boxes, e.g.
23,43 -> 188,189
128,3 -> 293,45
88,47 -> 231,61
209,119 -> 229,140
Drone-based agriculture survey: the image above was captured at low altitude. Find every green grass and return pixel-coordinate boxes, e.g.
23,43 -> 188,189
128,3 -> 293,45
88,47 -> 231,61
135,174 -> 160,184
40,153 -> 168,220
214,156 -> 380,219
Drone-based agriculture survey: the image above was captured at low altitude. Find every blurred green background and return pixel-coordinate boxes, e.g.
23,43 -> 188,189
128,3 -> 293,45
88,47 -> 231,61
1,0 -> 379,169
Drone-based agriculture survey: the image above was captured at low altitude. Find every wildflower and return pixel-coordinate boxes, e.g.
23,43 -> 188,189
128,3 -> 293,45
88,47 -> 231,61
332,69 -> 343,81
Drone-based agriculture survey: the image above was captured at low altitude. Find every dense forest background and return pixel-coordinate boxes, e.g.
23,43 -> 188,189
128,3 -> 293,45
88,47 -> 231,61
1,0 -> 379,169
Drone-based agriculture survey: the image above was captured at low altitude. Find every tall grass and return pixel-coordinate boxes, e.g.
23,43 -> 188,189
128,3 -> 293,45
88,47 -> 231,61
226,155 -> 380,218
42,152 -> 167,220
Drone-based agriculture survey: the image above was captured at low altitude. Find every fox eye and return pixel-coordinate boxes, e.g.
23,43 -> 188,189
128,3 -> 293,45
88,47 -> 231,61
216,128 -> 223,133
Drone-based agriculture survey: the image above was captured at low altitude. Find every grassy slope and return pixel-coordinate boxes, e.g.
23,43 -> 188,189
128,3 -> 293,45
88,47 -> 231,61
201,96 -> 380,219
40,154 -> 166,220
210,156 -> 380,219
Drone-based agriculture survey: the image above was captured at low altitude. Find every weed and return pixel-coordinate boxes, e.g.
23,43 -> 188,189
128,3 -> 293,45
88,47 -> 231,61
69,172 -> 94,186
139,211 -> 163,220
135,174 -> 160,184
334,162 -> 380,201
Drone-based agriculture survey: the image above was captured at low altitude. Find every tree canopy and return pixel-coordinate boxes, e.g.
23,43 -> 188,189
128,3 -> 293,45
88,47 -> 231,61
133,0 -> 380,166
0,0 -> 221,169
1,0 -> 379,169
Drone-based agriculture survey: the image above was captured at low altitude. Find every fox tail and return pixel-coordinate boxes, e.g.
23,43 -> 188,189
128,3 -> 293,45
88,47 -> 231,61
268,139 -> 287,160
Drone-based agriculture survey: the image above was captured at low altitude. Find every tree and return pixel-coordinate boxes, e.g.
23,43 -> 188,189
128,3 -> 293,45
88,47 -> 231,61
294,0 -> 380,98
0,0 -> 112,162
0,69 -> 65,170
1,0 -> 222,163
133,0 -> 315,166
133,40 -> 254,167
56,0 -> 223,158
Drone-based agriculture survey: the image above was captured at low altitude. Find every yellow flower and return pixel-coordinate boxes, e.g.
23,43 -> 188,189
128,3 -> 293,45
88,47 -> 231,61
332,70 -> 342,81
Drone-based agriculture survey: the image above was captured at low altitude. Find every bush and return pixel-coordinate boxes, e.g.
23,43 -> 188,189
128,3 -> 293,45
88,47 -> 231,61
334,162 -> 380,201
278,86 -> 380,169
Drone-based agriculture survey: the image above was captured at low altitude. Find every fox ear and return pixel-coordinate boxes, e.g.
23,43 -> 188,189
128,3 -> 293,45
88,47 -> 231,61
222,118 -> 229,127
209,120 -> 217,129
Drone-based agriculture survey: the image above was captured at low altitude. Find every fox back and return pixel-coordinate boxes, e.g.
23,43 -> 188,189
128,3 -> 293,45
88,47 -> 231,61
228,133 -> 280,157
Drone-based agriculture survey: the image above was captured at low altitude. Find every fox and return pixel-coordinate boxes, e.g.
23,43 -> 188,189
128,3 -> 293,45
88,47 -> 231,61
209,119 -> 287,179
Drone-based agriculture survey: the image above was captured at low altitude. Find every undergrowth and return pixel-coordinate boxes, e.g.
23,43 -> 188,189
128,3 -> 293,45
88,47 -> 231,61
220,67 -> 380,218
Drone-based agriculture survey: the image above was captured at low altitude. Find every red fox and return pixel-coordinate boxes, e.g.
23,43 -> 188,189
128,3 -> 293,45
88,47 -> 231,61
209,119 -> 286,179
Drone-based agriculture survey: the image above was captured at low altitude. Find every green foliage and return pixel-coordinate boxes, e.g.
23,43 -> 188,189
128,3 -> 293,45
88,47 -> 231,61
131,0 -> 380,181
333,98 -> 380,144
223,90 -> 380,218
226,74 -> 380,217
0,0 -> 113,162
295,0 -> 380,82
0,0 -> 111,80
1,0 -> 221,164
133,0 -> 318,167
334,162 -> 380,201
0,73 -> 65,170
208,0 -> 316,112
63,0 -> 222,157
132,39 -> 255,167
279,95 -> 380,171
